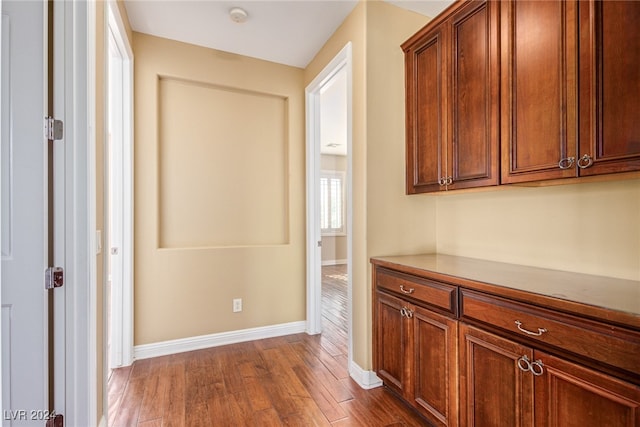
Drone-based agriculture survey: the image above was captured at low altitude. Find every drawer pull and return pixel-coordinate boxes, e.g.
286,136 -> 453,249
399,285 -> 415,294
515,320 -> 548,336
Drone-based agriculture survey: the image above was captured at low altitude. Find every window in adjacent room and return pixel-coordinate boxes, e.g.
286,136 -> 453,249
320,170 -> 346,235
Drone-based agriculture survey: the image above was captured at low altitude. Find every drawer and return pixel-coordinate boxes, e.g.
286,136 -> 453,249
460,289 -> 640,377
375,267 -> 457,315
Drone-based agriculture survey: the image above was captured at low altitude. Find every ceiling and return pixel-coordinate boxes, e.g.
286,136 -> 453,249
124,0 -> 454,69
123,0 -> 454,157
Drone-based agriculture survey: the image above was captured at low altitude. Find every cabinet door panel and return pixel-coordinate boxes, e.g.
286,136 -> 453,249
501,0 -> 578,183
449,0 -> 499,190
459,323 -> 534,427
579,0 -> 640,176
375,292 -> 410,396
406,27 -> 447,193
413,306 -> 458,427
535,351 -> 640,427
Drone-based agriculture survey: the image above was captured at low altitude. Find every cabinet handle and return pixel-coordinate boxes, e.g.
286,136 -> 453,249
517,355 -> 531,372
438,177 -> 446,186
446,176 -> 453,185
515,320 -> 548,336
399,285 -> 415,294
558,156 -> 575,169
530,359 -> 545,376
400,307 -> 414,318
577,154 -> 593,169
516,355 -> 545,376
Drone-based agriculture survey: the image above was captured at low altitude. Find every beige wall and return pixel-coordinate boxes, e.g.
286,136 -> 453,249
436,179 -> 640,280
305,1 -> 369,367
364,1 -> 436,370
305,0 -> 433,369
133,33 -> 305,345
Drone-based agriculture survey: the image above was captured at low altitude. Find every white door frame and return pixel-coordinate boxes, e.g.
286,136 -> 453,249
56,0 -> 95,424
107,0 -> 134,370
305,43 -> 353,362
1,1 -> 95,423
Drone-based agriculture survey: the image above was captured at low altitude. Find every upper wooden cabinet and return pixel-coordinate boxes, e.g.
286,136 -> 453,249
403,0 -> 499,193
404,0 -> 640,191
578,0 -> 640,176
500,0 -> 579,184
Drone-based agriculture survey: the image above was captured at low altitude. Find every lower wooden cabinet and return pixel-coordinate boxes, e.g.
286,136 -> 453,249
459,323 -> 534,427
375,291 -> 459,427
375,291 -> 409,396
413,304 -> 459,426
459,323 -> 640,427
372,259 -> 640,427
535,351 -> 640,427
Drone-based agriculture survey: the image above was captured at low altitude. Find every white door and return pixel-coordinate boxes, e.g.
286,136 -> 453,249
1,0 -> 49,424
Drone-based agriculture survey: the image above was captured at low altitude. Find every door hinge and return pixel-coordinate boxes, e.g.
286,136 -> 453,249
46,414 -> 63,427
44,116 -> 63,141
45,266 -> 64,290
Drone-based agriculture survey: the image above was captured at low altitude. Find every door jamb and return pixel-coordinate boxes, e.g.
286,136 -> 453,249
106,0 -> 134,370
305,43 -> 353,363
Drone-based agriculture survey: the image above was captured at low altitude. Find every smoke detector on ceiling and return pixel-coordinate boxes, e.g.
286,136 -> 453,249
229,7 -> 248,24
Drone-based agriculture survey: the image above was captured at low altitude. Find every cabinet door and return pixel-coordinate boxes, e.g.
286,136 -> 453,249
413,305 -> 459,427
459,324 -> 534,427
534,351 -> 640,427
500,0 -> 579,184
405,24 -> 448,194
578,0 -> 640,176
448,0 -> 499,191
374,291 -> 412,397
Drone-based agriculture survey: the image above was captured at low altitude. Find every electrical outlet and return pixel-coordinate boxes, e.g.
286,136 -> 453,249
233,298 -> 242,313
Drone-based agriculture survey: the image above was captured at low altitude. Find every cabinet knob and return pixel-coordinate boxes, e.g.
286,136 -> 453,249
438,177 -> 446,186
515,320 -> 548,336
558,156 -> 575,169
446,176 -> 453,185
577,154 -> 594,169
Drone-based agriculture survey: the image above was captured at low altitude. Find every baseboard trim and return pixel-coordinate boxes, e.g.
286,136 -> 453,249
134,321 -> 307,360
321,259 -> 348,266
349,360 -> 383,390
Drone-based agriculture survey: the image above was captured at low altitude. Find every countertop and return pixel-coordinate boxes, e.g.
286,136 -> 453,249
371,254 -> 640,330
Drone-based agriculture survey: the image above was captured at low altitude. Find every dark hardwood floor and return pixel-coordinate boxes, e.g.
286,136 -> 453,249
108,265 -> 428,426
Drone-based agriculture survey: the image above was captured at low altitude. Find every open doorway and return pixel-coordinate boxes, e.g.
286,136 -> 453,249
106,2 -> 134,373
306,43 -> 353,369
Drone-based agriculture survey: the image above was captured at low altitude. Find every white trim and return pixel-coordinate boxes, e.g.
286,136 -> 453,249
134,321 -> 307,360
349,360 -> 383,390
106,0 -> 134,370
321,259 -> 348,266
98,415 -> 108,427
88,0 -> 97,422
0,2 -> 3,411
59,0 -> 94,425
305,42 -> 353,369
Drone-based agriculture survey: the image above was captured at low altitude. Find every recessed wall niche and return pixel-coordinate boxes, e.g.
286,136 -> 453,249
157,76 -> 289,248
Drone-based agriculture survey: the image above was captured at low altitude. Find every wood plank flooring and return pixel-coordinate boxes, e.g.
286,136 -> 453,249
108,265 -> 428,426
